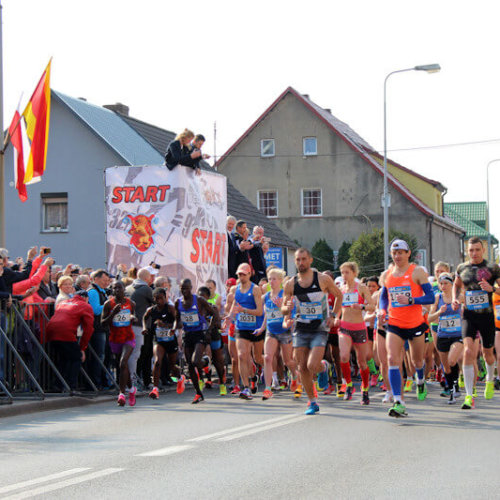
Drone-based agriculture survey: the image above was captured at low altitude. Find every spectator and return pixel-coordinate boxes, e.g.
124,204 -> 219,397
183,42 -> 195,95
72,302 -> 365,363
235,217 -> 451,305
0,246 -> 36,294
125,267 -> 154,389
127,267 -> 138,280
153,276 -> 170,290
233,220 -> 253,269
249,226 -> 269,285
75,274 -> 91,292
46,290 -> 94,390
226,216 -> 238,279
188,134 -> 211,176
55,276 -> 75,307
38,267 -> 58,301
164,128 -> 202,173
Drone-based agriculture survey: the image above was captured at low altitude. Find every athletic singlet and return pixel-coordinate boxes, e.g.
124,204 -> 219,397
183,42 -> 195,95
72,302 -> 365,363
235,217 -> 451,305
294,271 -> 329,333
385,263 -> 425,329
177,295 -> 207,332
264,289 -> 290,335
235,282 -> 264,331
151,304 -> 176,342
436,293 -> 462,338
341,284 -> 365,307
109,297 -> 134,344
492,293 -> 500,329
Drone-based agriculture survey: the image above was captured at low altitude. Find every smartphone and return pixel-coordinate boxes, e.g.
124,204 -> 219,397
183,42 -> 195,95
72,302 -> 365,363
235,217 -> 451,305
150,262 -> 161,270
43,248 -> 51,254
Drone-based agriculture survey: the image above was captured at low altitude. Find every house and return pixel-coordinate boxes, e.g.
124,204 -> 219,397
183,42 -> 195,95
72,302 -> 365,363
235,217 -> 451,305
4,91 -> 297,270
215,86 -> 466,272
444,202 -> 498,260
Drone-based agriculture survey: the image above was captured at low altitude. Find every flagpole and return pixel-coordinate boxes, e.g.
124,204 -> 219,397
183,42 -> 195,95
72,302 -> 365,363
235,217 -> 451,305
0,0 -> 5,247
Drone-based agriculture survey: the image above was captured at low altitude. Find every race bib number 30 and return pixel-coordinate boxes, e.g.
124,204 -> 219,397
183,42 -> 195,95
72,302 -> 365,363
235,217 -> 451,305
438,314 -> 461,334
299,301 -> 323,321
342,292 -> 359,307
113,309 -> 131,327
181,312 -> 200,326
389,286 -> 411,308
465,290 -> 489,311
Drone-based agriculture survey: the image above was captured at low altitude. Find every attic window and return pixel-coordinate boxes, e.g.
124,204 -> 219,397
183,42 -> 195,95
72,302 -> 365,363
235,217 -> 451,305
261,139 -> 275,157
303,137 -> 317,156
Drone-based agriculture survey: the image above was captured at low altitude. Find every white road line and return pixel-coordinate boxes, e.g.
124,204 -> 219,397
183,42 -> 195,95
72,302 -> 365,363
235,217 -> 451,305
3,468 -> 123,499
0,468 -> 91,495
136,444 -> 195,457
216,415 -> 309,442
186,414 -> 299,442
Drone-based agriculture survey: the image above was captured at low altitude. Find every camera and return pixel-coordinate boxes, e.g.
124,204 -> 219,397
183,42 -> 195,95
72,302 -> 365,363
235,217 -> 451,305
150,262 -> 161,270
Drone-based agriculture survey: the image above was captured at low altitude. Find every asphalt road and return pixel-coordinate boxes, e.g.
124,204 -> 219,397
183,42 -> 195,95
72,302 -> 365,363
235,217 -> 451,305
0,382 -> 499,499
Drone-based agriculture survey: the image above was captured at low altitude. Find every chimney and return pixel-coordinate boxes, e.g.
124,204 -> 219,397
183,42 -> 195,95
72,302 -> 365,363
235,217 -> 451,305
78,97 -> 87,101
103,102 -> 129,116
302,94 -> 309,99
324,108 -> 331,113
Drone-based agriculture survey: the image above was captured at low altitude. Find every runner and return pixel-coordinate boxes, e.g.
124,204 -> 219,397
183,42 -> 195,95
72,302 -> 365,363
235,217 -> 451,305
493,286 -> 500,389
101,281 -> 137,407
173,279 -> 218,404
335,262 -> 375,405
282,248 -> 342,415
142,287 -> 185,400
452,237 -> 500,409
378,239 -> 435,417
223,278 -> 241,394
365,276 -> 381,388
256,268 -> 298,400
227,263 -> 264,400
428,272 -> 463,405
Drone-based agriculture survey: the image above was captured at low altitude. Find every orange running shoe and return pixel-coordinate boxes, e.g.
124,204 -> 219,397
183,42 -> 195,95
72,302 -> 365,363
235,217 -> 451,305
262,388 -> 273,400
176,375 -> 186,394
290,379 -> 298,392
192,393 -> 204,404
323,384 -> 335,395
149,387 -> 159,399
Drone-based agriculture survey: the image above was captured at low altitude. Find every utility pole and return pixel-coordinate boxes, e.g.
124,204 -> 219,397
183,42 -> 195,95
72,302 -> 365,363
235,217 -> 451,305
213,121 -> 217,170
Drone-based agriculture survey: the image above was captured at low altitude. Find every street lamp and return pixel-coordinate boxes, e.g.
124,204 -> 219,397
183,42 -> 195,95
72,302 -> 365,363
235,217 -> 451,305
383,63 -> 441,268
486,159 -> 500,262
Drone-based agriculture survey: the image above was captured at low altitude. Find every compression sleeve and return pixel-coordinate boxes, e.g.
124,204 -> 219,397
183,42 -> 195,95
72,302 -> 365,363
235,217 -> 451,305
414,282 -> 435,305
379,286 -> 389,311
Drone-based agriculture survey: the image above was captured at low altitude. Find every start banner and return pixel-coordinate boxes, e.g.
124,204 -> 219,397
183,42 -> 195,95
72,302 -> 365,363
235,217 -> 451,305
105,165 -> 228,294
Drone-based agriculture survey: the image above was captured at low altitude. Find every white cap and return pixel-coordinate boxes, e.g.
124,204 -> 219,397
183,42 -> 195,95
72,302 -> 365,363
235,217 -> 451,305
390,239 -> 410,251
334,276 -> 344,286
145,265 -> 159,275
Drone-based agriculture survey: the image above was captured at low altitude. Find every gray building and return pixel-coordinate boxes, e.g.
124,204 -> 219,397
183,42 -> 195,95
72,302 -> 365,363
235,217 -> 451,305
4,91 -> 296,269
216,86 -> 465,271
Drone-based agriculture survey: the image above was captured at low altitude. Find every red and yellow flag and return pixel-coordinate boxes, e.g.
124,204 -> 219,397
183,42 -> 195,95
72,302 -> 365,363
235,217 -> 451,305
8,60 -> 51,201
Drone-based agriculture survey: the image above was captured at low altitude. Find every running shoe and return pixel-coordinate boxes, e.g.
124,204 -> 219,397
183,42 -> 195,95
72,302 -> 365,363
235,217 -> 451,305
230,385 -> 241,395
388,401 -> 408,418
403,379 -> 413,393
128,386 -> 137,407
416,382 -> 427,401
448,389 -> 457,405
440,388 -> 451,398
473,387 -> 478,398
199,380 -> 205,392
361,391 -> 370,406
219,384 -> 227,396
382,392 -> 393,404
117,393 -> 126,406
317,361 -> 329,390
494,378 -> 500,391
205,380 -> 213,389
192,393 -> 204,404
149,387 -> 159,400
250,376 -> 258,394
271,379 -> 280,391
484,381 -> 494,400
344,385 -> 354,401
454,384 -> 461,397
305,401 -> 320,415
336,384 -> 345,398
239,387 -> 253,400
294,385 -> 303,399
323,384 -> 335,395
262,388 -> 273,400
461,395 -> 474,410
176,375 -> 186,395
458,373 -> 465,389
290,379 -> 298,392
279,380 -> 287,391
380,383 -> 388,392
370,374 -> 379,388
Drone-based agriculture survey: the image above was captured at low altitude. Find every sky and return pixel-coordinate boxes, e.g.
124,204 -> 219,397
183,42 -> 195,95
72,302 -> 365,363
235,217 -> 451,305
4,0 -> 500,237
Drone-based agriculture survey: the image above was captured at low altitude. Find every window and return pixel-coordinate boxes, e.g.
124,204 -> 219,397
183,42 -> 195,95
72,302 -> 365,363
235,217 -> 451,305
260,139 -> 275,157
301,189 -> 322,216
41,193 -> 68,232
258,190 -> 278,218
303,137 -> 317,156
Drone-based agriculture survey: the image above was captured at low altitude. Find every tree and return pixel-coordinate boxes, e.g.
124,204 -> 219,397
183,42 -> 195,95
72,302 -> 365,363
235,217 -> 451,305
348,228 -> 418,277
311,238 -> 334,272
337,240 -> 352,269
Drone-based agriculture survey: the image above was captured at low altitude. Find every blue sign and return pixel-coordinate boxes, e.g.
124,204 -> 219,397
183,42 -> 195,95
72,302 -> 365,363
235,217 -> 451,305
265,247 -> 283,269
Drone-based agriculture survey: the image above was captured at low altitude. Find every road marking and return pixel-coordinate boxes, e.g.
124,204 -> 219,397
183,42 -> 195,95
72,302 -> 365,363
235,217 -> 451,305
216,415 -> 308,441
136,444 -> 195,457
3,468 -> 123,499
0,468 -> 91,495
186,414 -> 299,442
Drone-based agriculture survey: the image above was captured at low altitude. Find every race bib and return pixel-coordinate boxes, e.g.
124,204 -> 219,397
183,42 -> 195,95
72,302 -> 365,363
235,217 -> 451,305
438,314 -> 461,334
342,292 -> 359,307
299,301 -> 323,321
181,312 -> 200,326
238,313 -> 256,328
112,308 -> 131,327
389,286 -> 412,308
156,327 -> 174,342
465,290 -> 489,311
267,308 -> 283,324
495,304 -> 500,321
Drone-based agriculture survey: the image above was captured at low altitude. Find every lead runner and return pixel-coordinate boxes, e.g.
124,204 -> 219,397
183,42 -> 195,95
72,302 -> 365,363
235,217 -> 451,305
282,248 -> 342,415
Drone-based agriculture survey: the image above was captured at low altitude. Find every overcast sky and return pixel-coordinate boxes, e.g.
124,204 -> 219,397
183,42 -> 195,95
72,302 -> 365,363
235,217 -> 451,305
4,0 -> 500,238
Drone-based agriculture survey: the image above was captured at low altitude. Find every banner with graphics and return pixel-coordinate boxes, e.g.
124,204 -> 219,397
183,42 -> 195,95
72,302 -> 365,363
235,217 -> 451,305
105,165 -> 227,294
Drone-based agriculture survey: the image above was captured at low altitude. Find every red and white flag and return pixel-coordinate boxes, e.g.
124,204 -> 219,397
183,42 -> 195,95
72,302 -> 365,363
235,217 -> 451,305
8,109 -> 30,202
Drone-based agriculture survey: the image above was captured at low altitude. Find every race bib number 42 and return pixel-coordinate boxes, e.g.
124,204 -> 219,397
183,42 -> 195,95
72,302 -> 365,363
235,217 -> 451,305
465,290 -> 489,311
389,286 -> 411,308
299,301 -> 323,321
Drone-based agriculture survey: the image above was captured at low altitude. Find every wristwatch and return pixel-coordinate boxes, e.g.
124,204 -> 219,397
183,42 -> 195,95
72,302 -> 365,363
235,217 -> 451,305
408,297 -> 414,305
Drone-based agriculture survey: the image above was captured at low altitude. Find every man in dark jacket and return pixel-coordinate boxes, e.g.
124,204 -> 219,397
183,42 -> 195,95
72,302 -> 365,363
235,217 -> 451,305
249,226 -> 269,285
227,216 -> 238,279
0,246 -> 36,294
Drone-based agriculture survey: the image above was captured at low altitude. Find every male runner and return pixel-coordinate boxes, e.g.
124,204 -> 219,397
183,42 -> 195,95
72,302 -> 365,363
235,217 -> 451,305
282,248 -> 342,415
452,237 -> 500,409
378,239 -> 435,417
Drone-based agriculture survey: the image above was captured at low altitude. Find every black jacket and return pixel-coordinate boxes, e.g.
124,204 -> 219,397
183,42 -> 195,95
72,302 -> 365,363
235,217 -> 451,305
1,261 -> 33,294
164,140 -> 198,171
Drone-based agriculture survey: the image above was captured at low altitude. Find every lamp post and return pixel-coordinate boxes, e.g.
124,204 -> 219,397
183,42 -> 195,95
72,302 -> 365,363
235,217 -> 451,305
486,159 -> 500,262
383,63 -> 441,268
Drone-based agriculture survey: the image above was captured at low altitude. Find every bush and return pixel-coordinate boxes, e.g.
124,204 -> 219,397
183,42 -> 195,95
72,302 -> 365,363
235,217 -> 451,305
311,238 -> 334,272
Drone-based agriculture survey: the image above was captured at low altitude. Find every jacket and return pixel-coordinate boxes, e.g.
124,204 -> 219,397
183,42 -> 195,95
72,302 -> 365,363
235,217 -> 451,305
125,279 -> 153,324
1,260 -> 33,293
164,140 -> 197,171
